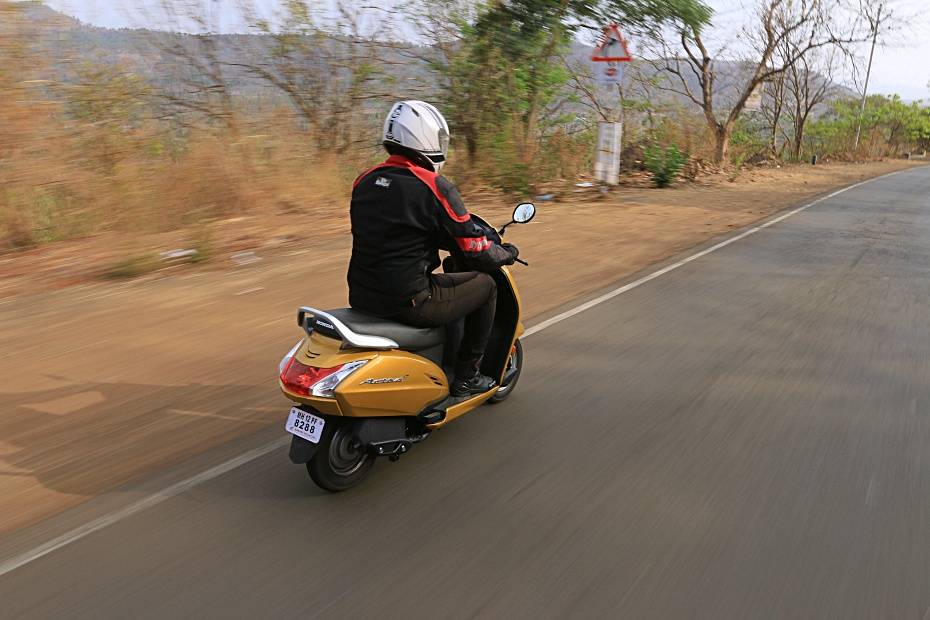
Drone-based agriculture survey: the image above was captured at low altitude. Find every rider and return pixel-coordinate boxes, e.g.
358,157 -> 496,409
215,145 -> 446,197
348,100 -> 519,397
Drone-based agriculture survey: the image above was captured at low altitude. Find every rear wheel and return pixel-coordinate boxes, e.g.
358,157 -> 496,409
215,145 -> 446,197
489,339 -> 523,404
307,422 -> 375,492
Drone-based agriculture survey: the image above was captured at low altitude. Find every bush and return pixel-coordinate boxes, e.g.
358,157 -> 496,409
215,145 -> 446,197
103,253 -> 159,279
644,145 -> 688,188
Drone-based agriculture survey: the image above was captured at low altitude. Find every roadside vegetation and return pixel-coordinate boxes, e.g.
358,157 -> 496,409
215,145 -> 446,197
1,0 -> 928,257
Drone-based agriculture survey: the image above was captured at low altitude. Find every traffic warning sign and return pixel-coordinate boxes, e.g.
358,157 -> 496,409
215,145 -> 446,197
591,24 -> 632,63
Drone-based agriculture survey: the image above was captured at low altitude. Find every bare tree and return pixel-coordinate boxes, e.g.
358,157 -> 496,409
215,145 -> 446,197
398,0 -> 505,166
398,0 -> 474,93
563,54 -> 618,123
135,1 -> 241,132
785,48 -> 839,159
761,70 -> 789,158
645,0 -> 865,164
229,0 -> 396,152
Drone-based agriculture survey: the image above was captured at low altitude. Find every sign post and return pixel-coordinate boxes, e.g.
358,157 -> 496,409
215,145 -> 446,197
595,122 -> 622,186
590,24 -> 632,185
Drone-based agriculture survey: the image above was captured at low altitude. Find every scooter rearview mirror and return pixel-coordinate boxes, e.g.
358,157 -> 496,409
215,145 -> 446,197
512,202 -> 536,224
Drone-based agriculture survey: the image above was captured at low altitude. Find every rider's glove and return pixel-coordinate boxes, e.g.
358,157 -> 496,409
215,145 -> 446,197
501,243 -> 520,265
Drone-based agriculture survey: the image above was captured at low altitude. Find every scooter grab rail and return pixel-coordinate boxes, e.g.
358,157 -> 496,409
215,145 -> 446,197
297,306 -> 400,350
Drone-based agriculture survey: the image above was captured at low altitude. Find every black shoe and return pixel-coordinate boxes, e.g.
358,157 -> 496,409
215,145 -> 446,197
451,372 -> 497,397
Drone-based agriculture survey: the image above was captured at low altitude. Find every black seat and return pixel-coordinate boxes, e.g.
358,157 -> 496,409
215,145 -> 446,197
326,308 -> 444,351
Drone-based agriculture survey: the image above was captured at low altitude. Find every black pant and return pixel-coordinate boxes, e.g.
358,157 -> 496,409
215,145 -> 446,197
390,272 -> 497,378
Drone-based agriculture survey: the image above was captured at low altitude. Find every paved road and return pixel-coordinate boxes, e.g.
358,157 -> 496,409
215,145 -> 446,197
4,166 -> 930,619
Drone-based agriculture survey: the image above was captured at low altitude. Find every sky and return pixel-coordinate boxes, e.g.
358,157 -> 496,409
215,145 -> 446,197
703,0 -> 930,101
27,0 -> 930,100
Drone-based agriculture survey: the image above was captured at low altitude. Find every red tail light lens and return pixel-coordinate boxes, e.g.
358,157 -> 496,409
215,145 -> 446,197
279,358 -> 342,397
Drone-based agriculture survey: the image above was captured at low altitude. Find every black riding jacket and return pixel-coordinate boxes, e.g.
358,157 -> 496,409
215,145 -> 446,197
348,154 -> 514,313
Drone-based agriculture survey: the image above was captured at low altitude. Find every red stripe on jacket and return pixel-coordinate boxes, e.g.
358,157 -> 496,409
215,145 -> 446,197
454,236 -> 492,253
353,155 -> 470,223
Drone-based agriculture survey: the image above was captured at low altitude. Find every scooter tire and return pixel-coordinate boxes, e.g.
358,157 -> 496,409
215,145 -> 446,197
489,339 -> 523,404
306,421 -> 375,492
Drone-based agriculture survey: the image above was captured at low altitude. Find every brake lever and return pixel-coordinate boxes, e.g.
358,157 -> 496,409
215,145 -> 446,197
514,258 -> 528,266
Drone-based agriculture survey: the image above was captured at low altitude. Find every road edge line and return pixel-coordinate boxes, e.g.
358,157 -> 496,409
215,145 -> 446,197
523,168 -> 909,338
0,437 -> 288,578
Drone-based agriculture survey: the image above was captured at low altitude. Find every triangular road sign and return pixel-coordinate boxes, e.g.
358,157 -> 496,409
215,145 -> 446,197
591,24 -> 632,62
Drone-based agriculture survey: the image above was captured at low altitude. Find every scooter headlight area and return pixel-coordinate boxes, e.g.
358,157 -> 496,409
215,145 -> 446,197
280,357 -> 368,398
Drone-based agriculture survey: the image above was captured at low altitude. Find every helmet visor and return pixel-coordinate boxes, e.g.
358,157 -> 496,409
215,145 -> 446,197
438,127 -> 450,158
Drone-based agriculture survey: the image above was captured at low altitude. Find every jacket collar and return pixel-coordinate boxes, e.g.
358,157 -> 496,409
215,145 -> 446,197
384,154 -> 433,173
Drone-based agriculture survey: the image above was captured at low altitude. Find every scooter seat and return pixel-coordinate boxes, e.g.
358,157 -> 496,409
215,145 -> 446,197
324,308 -> 444,351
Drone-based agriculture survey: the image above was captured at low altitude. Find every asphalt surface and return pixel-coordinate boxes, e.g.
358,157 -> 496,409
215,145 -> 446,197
4,166 -> 930,619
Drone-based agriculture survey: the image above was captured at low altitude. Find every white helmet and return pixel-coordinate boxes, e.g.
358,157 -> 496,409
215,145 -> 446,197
382,100 -> 450,172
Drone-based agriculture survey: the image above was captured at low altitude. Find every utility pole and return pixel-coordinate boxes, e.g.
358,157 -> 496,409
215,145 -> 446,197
854,2 -> 882,151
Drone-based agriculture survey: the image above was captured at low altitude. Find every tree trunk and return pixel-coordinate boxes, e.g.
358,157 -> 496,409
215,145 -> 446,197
520,0 -> 569,167
714,126 -> 731,164
792,127 -> 804,161
464,126 -> 478,168
769,121 -> 780,159
769,76 -> 785,159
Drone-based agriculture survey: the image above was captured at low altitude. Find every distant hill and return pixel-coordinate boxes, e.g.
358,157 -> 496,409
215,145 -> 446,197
14,1 -> 855,117
14,1 -> 434,102
15,1 -> 81,27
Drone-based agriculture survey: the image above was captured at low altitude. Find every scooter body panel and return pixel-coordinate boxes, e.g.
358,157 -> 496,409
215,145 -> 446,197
278,332 -> 375,415
334,351 -> 448,417
495,266 -> 523,384
280,331 -> 448,417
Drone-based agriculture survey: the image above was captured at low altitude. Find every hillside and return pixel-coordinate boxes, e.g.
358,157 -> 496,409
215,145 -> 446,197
15,1 -> 852,116
14,2 -> 431,100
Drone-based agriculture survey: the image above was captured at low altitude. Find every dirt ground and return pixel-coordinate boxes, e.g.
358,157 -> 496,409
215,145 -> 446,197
1,159 -> 923,534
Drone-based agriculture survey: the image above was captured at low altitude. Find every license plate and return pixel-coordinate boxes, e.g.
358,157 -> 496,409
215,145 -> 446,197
285,407 -> 325,444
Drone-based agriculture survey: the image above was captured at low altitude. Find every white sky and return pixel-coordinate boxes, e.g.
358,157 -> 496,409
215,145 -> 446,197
29,0 -> 930,100
702,0 -> 930,101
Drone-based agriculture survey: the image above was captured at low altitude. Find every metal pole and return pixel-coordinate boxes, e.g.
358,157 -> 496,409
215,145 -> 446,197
854,3 -> 882,151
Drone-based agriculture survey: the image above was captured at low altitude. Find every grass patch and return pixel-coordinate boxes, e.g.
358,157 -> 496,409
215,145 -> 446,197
645,145 -> 688,188
103,253 -> 159,279
188,225 -> 213,264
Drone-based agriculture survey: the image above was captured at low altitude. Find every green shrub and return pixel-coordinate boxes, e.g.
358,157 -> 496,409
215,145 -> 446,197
644,145 -> 688,188
103,254 -> 158,279
189,224 -> 213,264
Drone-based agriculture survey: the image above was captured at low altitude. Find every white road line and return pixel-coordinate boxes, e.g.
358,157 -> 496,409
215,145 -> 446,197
0,437 -> 288,578
0,167 -> 912,578
524,169 -> 907,338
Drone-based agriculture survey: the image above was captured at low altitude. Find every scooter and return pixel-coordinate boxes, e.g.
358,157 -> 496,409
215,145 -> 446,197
278,202 -> 536,491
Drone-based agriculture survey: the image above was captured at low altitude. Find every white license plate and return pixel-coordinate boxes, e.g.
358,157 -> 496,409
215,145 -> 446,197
285,407 -> 325,444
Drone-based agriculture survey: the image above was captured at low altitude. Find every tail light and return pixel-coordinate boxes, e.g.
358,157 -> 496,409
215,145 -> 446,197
278,341 -> 303,375
279,357 -> 367,398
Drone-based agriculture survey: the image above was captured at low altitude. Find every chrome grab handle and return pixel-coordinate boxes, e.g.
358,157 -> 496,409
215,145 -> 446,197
297,306 -> 399,350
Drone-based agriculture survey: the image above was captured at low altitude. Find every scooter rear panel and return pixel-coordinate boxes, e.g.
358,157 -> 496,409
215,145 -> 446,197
280,331 -> 448,417
336,351 -> 448,417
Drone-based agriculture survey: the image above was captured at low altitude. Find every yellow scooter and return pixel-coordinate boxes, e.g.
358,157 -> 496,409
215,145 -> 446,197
279,202 -> 536,491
